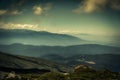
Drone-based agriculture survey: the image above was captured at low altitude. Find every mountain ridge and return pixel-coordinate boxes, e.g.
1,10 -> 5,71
0,43 -> 120,57
0,51 -> 71,72
0,29 -> 86,46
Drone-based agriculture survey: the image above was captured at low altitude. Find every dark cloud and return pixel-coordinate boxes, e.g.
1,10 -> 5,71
110,0 -> 120,10
0,0 -> 25,16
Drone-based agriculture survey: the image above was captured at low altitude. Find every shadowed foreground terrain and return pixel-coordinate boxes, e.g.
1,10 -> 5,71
0,52 -> 120,80
0,65 -> 120,80
0,51 -> 71,73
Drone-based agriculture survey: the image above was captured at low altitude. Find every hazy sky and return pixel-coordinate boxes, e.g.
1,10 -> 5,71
0,0 -> 120,36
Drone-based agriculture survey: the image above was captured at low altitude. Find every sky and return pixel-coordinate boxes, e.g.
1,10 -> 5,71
0,0 -> 120,36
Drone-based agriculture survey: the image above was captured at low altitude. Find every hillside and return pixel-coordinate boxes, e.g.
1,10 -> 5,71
43,54 -> 120,72
0,51 -> 71,73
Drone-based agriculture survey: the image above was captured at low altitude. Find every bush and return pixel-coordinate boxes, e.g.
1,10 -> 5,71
39,72 -> 68,80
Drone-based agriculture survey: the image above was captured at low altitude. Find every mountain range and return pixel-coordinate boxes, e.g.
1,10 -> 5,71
0,29 -> 119,46
0,29 -> 88,46
0,29 -> 120,72
72,33 -> 120,47
0,43 -> 120,57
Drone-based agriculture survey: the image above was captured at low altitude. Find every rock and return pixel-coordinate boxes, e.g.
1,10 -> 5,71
63,73 -> 70,76
74,65 -> 93,72
6,71 -> 16,78
5,71 -> 21,80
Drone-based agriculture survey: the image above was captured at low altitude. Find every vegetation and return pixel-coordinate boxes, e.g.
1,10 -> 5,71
1,68 -> 120,80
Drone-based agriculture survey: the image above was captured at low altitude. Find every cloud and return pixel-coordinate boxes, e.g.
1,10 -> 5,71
112,5 -> 120,10
0,9 -> 22,15
33,3 -> 53,15
58,30 -> 81,34
17,0 -> 26,6
73,0 -> 120,14
111,0 -> 120,10
0,22 -> 39,30
0,0 -> 24,16
33,5 -> 43,15
9,10 -> 22,15
43,3 -> 53,11
0,10 -> 7,15
73,0 -> 107,13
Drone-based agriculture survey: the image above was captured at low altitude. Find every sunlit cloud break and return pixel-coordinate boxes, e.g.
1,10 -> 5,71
0,22 -> 39,30
33,5 -> 43,15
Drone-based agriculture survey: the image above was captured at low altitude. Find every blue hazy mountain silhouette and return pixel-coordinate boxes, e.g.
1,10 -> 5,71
0,29 -> 86,46
0,44 -> 120,57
